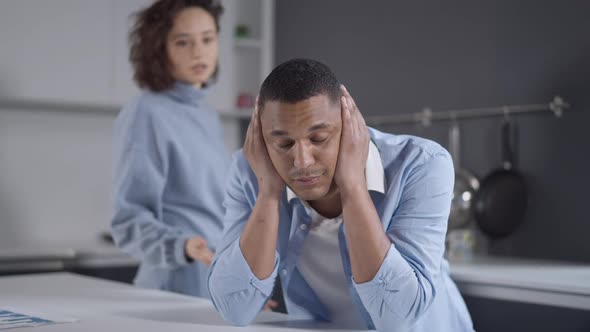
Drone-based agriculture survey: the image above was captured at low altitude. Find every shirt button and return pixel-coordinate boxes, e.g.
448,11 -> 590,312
281,269 -> 287,276
300,224 -> 308,231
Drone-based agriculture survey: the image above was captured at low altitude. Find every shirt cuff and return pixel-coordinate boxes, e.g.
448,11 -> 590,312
173,235 -> 193,266
228,238 -> 278,297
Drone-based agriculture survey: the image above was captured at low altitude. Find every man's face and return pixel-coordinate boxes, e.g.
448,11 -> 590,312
260,94 -> 342,201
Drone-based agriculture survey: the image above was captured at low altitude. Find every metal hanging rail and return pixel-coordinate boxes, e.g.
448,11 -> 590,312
365,96 -> 569,127
1,96 -> 571,125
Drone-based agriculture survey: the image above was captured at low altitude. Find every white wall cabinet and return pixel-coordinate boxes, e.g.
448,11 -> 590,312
0,0 -> 273,151
0,0 -> 112,105
0,0 -> 273,251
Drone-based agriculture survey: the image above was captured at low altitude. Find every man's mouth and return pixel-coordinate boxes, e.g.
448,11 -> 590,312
293,175 -> 321,187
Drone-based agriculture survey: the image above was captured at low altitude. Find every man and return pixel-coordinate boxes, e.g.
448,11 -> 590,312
208,58 -> 473,331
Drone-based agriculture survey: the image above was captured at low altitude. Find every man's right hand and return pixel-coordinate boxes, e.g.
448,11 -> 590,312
243,99 -> 285,199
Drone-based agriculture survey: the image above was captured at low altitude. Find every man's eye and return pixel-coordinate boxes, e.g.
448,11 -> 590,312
203,37 -> 213,44
176,40 -> 188,47
310,137 -> 328,143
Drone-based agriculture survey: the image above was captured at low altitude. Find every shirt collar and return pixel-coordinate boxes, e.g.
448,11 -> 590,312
287,140 -> 385,202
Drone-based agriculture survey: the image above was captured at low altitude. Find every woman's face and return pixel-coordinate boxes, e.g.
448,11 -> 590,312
166,7 -> 218,88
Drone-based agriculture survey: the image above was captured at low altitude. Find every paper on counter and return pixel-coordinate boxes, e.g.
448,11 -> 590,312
0,306 -> 77,330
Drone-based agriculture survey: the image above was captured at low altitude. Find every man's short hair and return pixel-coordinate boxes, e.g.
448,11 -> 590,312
257,58 -> 341,112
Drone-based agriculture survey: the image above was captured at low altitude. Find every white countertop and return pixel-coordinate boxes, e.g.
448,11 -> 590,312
3,243 -> 589,313
0,272 -> 366,331
449,255 -> 590,310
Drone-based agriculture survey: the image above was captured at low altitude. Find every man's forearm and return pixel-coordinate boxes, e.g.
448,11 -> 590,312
341,186 -> 391,283
239,193 -> 281,279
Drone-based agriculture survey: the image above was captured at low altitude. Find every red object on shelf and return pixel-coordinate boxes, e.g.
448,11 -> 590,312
236,93 -> 255,108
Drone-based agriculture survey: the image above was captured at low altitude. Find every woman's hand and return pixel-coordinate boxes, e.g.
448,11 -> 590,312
184,236 -> 214,266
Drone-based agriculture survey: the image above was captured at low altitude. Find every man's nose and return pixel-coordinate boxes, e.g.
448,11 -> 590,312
293,142 -> 315,169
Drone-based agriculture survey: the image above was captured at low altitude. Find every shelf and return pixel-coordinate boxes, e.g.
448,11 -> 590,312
234,38 -> 263,50
218,108 -> 254,119
0,98 -> 119,114
0,99 -> 256,122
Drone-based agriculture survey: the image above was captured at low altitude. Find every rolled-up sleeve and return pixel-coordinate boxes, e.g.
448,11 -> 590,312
208,152 -> 279,326
352,150 -> 454,331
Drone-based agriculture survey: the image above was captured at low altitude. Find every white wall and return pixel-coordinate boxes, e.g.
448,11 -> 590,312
0,109 -> 113,248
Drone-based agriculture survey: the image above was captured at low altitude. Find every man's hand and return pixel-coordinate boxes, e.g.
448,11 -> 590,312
334,85 -> 370,196
243,99 -> 285,199
184,236 -> 214,266
263,299 -> 279,311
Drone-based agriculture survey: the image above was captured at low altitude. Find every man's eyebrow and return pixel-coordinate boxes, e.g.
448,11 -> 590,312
270,123 -> 332,137
270,129 -> 288,136
308,123 -> 331,132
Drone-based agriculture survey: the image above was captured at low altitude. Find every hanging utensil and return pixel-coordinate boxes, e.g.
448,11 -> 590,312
472,112 -> 528,238
448,118 -> 480,230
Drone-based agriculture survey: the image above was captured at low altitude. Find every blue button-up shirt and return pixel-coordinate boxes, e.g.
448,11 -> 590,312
208,128 -> 474,331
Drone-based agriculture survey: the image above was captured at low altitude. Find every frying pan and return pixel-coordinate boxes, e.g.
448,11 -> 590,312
448,120 -> 480,229
472,116 -> 528,238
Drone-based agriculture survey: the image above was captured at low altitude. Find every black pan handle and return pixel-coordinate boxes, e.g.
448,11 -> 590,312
501,117 -> 519,170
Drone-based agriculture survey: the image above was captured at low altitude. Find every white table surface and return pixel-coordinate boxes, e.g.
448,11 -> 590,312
449,255 -> 590,310
0,272 -> 366,331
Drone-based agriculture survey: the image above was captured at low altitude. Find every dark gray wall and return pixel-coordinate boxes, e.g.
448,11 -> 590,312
275,1 -> 590,262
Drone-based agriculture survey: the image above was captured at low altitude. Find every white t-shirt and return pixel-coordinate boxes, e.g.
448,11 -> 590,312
296,211 -> 366,329
289,141 -> 385,329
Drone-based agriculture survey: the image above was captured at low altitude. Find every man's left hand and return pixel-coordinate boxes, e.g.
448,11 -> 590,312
334,84 -> 370,196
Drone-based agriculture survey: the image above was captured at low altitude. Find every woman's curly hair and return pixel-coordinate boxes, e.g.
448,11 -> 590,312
129,0 -> 223,91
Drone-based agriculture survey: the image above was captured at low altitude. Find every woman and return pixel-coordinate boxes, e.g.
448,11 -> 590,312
111,0 -> 228,298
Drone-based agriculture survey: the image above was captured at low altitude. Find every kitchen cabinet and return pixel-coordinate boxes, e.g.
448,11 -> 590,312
463,295 -> 590,332
0,0 -> 274,152
449,256 -> 590,332
70,266 -> 137,284
0,248 -> 76,276
0,0 -> 161,106
0,0 -> 112,105
0,246 -> 139,284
